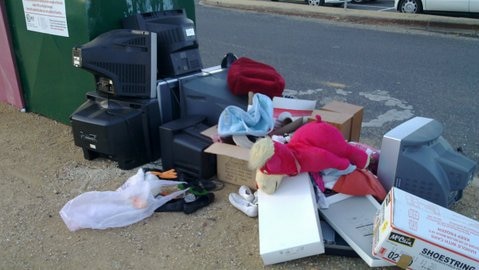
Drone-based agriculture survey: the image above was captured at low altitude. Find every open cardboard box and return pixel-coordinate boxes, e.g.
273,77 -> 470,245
202,139 -> 257,189
202,101 -> 361,189
321,101 -> 364,142
310,109 -> 353,141
201,116 -> 309,190
272,96 -> 316,119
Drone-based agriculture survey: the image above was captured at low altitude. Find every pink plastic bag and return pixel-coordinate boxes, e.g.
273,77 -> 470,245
59,168 -> 187,231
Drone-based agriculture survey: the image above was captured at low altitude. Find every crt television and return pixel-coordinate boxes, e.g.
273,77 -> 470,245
377,117 -> 476,208
178,68 -> 248,126
72,29 -> 157,98
122,9 -> 203,78
70,91 -> 162,170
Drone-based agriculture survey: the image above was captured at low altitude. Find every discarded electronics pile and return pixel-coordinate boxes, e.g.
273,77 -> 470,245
67,9 -> 478,269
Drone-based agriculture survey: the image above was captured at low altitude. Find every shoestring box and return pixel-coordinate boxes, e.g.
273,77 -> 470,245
321,101 -> 364,142
258,173 -> 324,265
372,187 -> 479,269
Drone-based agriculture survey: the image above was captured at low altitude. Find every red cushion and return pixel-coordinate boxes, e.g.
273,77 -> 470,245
227,57 -> 285,98
332,169 -> 387,202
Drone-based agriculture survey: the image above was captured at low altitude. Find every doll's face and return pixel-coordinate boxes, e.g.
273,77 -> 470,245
255,171 -> 284,194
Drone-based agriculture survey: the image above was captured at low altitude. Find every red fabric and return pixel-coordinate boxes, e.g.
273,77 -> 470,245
288,115 -> 369,169
332,169 -> 387,202
260,140 -> 351,176
260,141 -> 298,175
349,141 -> 380,175
259,116 -> 366,176
227,57 -> 285,98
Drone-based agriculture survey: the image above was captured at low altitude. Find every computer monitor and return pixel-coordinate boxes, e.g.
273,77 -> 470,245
70,91 -> 162,170
122,9 -> 203,78
178,69 -> 248,126
377,117 -> 476,208
72,29 -> 157,98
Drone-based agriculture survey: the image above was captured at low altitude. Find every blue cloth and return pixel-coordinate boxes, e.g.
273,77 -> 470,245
322,164 -> 357,190
217,93 -> 274,137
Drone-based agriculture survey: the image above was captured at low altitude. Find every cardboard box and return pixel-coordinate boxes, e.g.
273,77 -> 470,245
201,101 -> 360,189
201,117 -> 307,189
310,109 -> 352,141
322,101 -> 363,141
272,96 -> 316,119
203,141 -> 257,189
319,193 -> 393,267
269,117 -> 306,136
373,187 -> 479,269
258,173 -> 324,265
202,125 -> 257,189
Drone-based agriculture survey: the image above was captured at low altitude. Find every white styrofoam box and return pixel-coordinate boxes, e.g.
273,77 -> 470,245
258,173 -> 324,265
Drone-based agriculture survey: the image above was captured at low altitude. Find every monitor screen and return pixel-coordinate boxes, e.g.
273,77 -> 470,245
72,29 -> 157,98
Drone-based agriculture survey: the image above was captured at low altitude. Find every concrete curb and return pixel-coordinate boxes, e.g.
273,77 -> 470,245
201,0 -> 479,36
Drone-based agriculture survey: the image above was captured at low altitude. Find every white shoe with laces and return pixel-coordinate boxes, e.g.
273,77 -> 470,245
238,185 -> 255,202
228,192 -> 258,218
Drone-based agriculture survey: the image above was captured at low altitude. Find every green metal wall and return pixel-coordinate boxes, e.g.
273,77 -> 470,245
4,0 -> 195,124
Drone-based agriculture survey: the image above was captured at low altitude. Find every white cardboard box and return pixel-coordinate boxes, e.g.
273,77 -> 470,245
373,187 -> 479,269
319,193 -> 393,267
258,173 -> 324,265
272,96 -> 316,119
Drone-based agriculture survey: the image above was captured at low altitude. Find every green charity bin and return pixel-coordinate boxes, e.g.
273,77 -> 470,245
4,0 -> 195,124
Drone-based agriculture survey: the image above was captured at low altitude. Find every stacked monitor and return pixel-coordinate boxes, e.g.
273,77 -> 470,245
72,9 -> 203,99
122,9 -> 203,79
70,9 -> 251,172
72,29 -> 158,98
70,9 -> 205,169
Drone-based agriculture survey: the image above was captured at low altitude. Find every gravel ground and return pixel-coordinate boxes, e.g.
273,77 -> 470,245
1,102 -> 477,270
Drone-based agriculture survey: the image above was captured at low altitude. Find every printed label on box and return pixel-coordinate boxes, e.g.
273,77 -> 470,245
373,188 -> 479,270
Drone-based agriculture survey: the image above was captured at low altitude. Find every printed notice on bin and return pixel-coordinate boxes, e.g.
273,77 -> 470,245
22,0 -> 69,37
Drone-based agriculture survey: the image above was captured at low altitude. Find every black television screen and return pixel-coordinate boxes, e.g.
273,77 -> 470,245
72,29 -> 157,98
122,9 -> 203,78
179,69 -> 248,126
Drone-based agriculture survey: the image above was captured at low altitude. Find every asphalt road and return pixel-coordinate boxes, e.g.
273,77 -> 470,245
195,1 -> 479,170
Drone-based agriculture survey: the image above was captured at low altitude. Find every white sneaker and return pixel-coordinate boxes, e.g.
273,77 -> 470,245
252,191 -> 258,205
228,193 -> 258,218
238,185 -> 255,202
